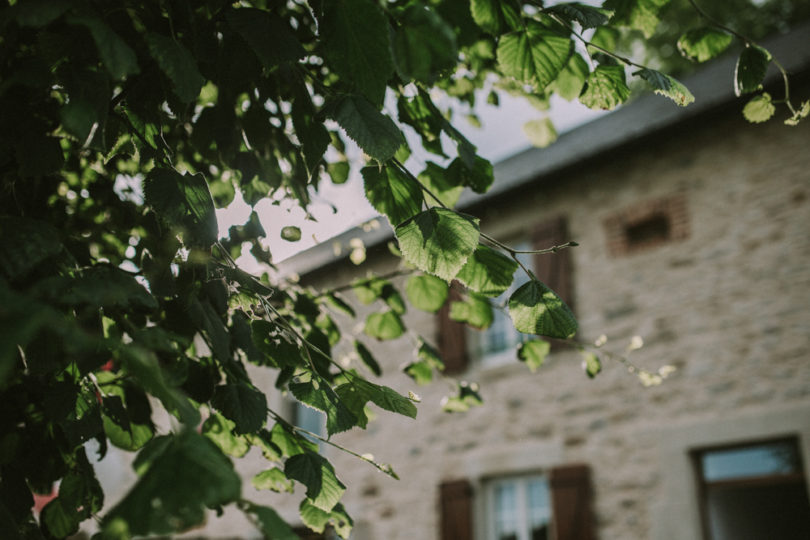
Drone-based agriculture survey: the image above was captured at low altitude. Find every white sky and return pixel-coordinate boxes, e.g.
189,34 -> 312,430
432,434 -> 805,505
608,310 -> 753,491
217,90 -> 605,271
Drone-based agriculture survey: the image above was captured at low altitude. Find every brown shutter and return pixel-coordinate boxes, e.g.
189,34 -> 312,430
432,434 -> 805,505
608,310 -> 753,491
439,479 -> 474,540
532,216 -> 574,312
550,464 -> 595,540
437,281 -> 468,374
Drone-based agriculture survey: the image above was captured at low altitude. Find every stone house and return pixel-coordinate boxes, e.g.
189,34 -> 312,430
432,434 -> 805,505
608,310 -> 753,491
258,23 -> 810,540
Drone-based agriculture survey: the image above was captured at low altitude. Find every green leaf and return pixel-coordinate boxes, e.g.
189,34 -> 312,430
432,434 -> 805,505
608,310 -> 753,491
227,8 -> 305,68
395,208 -> 480,281
240,501 -> 298,540
331,95 -> 406,162
364,310 -> 405,341
281,226 -> 302,242
523,118 -> 558,148
321,0 -> 393,106
580,65 -> 630,110
103,431 -> 241,536
547,3 -> 612,29
210,382 -> 267,434
446,155 -> 494,194
14,132 -> 64,177
634,68 -> 694,107
450,293 -> 494,330
362,165 -> 423,226
324,292 -> 355,318
144,168 -> 218,247
0,217 -> 62,280
252,468 -> 294,493
42,498 -> 79,538
99,378 -> 155,451
455,245 -> 518,297
14,0 -> 70,27
497,21 -> 573,89
418,162 -> 464,208
327,161 -> 350,184
393,4 -> 458,84
202,411 -> 250,457
336,378 -> 418,422
441,381 -> 483,413
405,275 -> 450,312
508,280 -> 577,339
785,100 -> 810,126
145,32 -> 205,103
677,27 -> 733,63
604,0 -> 670,38
352,277 -> 387,305
470,0 -> 522,35
354,341 -> 382,377
292,81 -> 330,176
742,92 -> 776,123
119,346 -> 200,426
299,499 -> 331,534
285,452 -> 346,512
38,265 -> 157,312
68,16 -> 139,80
290,379 -> 357,436
517,339 -> 550,372
735,45 -> 772,97
582,351 -> 602,378
549,53 -> 590,101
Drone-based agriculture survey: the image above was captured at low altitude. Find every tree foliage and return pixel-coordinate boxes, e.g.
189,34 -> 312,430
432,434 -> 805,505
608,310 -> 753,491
0,0 -> 806,538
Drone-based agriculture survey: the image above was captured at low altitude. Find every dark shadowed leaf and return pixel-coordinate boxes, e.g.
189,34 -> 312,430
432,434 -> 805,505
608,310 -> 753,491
145,33 -> 205,103
285,452 -> 346,512
735,44 -> 771,96
548,3 -> 612,29
68,16 -> 139,80
227,8 -> 305,68
211,382 -> 267,434
103,431 -> 240,536
144,169 -> 218,247
354,340 -> 382,377
393,4 -> 458,84
362,165 -> 423,226
320,0 -> 393,106
202,411 -> 250,457
0,217 -> 62,280
331,96 -> 406,162
290,379 -> 357,436
240,501 -> 298,540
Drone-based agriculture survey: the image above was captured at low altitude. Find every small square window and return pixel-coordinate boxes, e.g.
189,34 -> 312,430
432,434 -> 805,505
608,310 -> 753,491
694,438 -> 810,540
604,194 -> 688,256
486,475 -> 552,540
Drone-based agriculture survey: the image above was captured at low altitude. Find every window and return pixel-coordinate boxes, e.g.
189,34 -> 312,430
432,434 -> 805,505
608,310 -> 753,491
486,475 -> 551,540
694,438 -> 810,540
289,400 -> 325,447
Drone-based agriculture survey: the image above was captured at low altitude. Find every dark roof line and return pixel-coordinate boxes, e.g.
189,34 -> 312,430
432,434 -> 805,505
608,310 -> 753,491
280,22 -> 810,277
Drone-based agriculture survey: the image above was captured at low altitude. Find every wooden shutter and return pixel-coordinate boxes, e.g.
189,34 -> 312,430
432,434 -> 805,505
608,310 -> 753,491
532,216 -> 574,312
439,479 -> 474,540
550,464 -> 595,540
437,281 -> 468,374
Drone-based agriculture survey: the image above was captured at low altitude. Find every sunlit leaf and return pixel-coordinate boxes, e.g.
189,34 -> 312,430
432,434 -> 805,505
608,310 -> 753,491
497,21 -> 573,89
362,165 -> 423,226
523,118 -> 558,148
547,3 -> 612,29
331,96 -> 405,162
580,65 -> 630,110
517,339 -> 550,372
742,92 -> 776,123
677,27 -> 733,63
508,280 -> 577,338
450,292 -> 494,330
395,208 -> 480,281
285,452 -> 346,512
405,275 -> 449,312
456,245 -> 518,297
364,310 -> 405,341
634,68 -> 694,106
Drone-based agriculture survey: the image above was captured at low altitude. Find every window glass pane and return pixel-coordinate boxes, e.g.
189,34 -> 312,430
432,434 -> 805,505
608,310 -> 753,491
701,441 -> 801,481
294,402 -> 325,442
706,482 -> 810,539
527,478 -> 550,540
494,482 -> 518,540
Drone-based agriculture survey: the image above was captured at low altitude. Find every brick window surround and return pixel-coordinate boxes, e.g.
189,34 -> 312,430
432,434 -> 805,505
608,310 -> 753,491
604,194 -> 689,256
